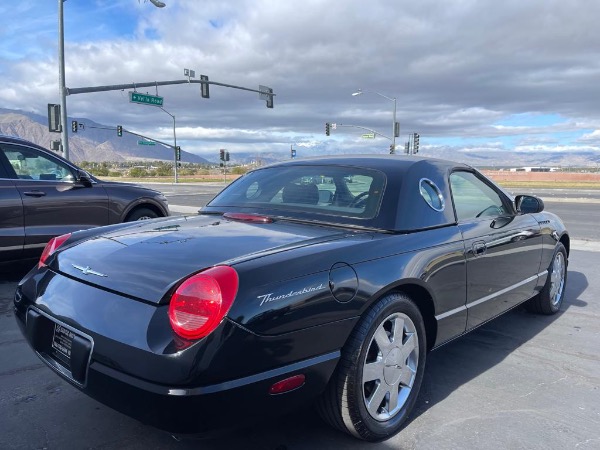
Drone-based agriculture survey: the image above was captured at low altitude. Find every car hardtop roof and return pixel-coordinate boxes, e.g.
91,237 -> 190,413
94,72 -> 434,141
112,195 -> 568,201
264,154 -> 473,174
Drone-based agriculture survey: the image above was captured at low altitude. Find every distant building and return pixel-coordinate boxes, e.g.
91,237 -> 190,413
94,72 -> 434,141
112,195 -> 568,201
509,167 -> 558,172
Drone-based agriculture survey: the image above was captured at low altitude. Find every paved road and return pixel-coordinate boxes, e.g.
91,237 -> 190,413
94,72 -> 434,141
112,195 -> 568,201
1,249 -> 599,449
2,185 -> 599,449
144,182 -> 600,243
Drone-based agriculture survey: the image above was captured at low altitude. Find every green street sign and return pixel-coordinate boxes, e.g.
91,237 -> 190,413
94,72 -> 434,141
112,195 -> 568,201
137,140 -> 156,146
362,133 -> 375,139
129,92 -> 164,106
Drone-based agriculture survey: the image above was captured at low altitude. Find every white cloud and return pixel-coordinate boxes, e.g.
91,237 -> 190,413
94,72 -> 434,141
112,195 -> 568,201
1,0 -> 600,157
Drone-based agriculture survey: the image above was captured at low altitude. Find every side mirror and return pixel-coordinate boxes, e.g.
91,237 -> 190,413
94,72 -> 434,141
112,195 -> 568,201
515,195 -> 544,214
76,170 -> 93,187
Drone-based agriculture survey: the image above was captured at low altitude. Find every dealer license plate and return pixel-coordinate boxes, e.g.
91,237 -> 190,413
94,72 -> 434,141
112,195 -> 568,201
51,323 -> 75,364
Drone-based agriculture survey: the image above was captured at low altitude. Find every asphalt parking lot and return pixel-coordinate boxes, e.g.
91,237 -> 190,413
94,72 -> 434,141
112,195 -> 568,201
1,247 -> 599,450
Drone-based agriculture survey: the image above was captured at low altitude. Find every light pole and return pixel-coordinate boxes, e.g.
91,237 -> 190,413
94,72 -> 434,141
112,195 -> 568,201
352,89 -> 397,154
58,0 -> 68,159
159,107 -> 177,183
57,0 -> 166,160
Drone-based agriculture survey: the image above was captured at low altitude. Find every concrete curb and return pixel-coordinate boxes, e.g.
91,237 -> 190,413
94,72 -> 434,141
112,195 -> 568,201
169,205 -> 200,214
571,239 -> 600,252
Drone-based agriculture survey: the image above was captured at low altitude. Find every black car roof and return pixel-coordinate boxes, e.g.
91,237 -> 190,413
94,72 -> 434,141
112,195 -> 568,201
266,154 -> 473,174
210,155 -> 481,232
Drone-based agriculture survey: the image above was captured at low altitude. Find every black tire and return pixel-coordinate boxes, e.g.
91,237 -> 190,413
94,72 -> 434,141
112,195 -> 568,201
525,243 -> 567,315
317,293 -> 427,441
125,207 -> 159,222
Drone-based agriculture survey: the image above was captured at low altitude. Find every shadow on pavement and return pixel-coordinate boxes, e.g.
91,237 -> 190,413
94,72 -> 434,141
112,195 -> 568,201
408,269 -> 588,426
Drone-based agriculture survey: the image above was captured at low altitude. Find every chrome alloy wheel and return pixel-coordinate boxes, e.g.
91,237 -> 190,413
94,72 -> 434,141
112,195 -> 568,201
362,312 -> 419,421
550,251 -> 566,307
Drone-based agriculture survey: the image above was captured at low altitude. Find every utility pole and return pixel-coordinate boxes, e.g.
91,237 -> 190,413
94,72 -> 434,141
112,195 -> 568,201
58,0 -> 69,159
58,0 -> 167,160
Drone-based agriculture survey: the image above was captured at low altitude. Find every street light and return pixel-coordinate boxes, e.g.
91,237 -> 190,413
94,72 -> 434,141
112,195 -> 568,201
352,89 -> 397,154
159,107 -> 178,183
58,0 -> 166,160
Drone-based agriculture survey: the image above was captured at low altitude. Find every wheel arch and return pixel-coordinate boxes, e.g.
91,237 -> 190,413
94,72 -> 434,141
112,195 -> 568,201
122,200 -> 167,222
363,281 -> 438,352
559,232 -> 570,257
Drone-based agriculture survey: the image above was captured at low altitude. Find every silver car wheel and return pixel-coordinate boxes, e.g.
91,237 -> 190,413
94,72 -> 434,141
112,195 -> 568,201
549,251 -> 566,307
362,312 -> 419,421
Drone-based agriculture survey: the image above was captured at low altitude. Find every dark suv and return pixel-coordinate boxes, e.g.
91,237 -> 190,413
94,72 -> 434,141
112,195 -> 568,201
0,135 -> 169,265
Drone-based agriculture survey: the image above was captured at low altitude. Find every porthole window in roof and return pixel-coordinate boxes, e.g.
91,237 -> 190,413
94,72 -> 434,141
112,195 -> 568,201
419,178 -> 444,212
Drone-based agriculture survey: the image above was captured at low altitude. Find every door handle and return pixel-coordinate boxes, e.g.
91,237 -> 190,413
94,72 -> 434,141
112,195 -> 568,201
472,241 -> 487,256
23,191 -> 46,197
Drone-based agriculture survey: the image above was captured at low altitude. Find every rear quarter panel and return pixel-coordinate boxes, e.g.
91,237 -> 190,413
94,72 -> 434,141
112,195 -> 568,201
535,211 -> 569,271
229,226 -> 467,347
100,182 -> 168,223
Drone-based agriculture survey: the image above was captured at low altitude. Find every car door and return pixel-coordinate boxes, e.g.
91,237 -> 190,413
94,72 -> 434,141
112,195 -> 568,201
450,170 -> 543,330
0,151 -> 24,263
0,143 -> 110,259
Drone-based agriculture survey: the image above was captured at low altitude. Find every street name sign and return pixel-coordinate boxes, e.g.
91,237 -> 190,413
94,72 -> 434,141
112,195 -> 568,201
138,140 -> 156,146
362,133 -> 375,139
129,92 -> 164,106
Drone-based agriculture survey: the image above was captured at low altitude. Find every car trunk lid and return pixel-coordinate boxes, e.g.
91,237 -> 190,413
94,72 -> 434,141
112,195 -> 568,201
53,214 -> 347,303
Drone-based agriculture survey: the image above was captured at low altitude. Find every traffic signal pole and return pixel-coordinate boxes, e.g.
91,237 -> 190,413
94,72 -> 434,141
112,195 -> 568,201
66,79 -> 275,102
58,0 -> 69,160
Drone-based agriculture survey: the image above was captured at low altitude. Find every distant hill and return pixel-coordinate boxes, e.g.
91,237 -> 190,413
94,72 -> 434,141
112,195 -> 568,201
2,108 -> 599,168
0,108 -> 209,164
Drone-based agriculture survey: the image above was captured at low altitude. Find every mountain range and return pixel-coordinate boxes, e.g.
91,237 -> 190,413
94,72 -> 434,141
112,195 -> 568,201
1,108 -> 599,168
0,108 -> 208,164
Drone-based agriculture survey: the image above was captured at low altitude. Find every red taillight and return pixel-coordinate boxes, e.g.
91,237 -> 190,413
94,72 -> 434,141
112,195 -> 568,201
38,233 -> 72,268
168,266 -> 239,340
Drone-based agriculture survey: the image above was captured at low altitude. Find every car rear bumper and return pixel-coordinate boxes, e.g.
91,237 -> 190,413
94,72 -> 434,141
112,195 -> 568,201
85,351 -> 338,434
14,305 -> 339,433
13,269 -> 343,434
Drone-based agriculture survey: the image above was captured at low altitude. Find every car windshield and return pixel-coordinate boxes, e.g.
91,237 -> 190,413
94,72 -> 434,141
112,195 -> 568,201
208,165 -> 386,220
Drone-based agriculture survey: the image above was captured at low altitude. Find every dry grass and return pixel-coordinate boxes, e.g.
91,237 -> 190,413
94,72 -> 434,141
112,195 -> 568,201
493,180 -> 600,189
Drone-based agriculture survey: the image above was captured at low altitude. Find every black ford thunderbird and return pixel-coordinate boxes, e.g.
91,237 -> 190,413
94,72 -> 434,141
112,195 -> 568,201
14,155 -> 569,441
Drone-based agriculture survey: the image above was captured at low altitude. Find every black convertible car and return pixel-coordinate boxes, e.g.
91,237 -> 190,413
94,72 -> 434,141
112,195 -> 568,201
14,155 -> 569,441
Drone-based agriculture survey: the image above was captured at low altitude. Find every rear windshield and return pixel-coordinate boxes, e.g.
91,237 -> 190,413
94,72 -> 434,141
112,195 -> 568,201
208,165 -> 386,220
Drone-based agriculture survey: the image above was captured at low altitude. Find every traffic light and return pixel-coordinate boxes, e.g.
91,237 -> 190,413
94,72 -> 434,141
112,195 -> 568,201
414,133 -> 420,153
200,75 -> 210,99
394,121 -> 400,137
175,146 -> 181,161
405,142 -> 410,154
219,149 -> 225,161
389,145 -> 395,154
265,88 -> 274,108
291,148 -> 296,158
71,120 -> 78,133
117,125 -> 123,137
325,122 -> 330,136
225,151 -> 230,162
48,104 -> 61,132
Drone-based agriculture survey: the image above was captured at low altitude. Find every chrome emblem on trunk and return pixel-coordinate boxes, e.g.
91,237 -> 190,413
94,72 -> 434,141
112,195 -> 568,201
72,264 -> 108,277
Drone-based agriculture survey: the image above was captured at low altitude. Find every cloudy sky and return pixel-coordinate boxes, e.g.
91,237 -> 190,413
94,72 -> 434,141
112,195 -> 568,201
1,0 -> 600,160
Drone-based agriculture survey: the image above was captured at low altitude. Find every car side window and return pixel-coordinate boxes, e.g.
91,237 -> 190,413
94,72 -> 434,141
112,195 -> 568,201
450,171 -> 507,221
2,145 -> 75,182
